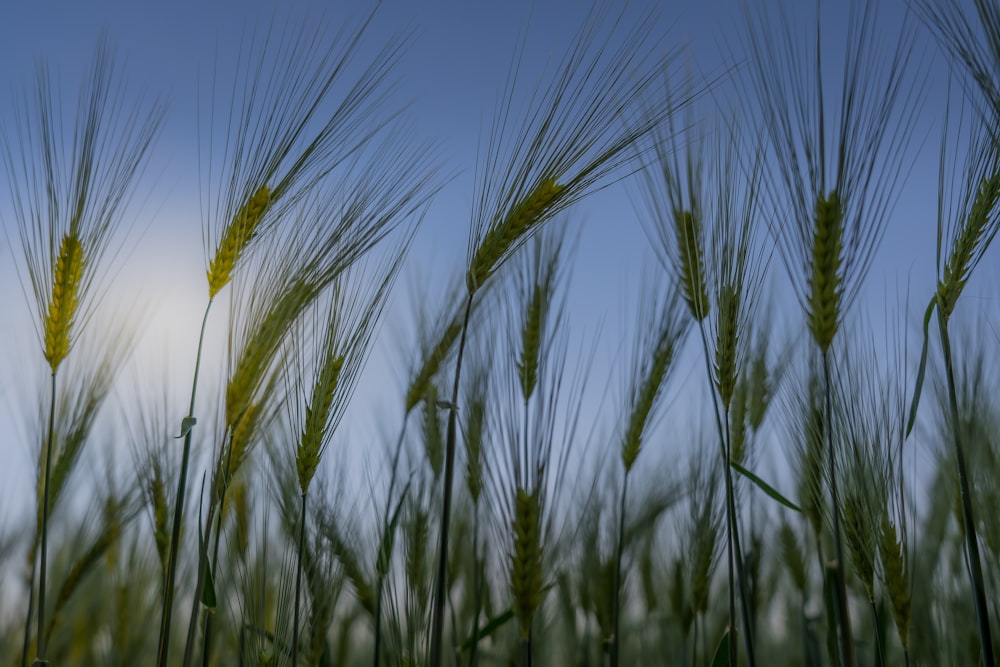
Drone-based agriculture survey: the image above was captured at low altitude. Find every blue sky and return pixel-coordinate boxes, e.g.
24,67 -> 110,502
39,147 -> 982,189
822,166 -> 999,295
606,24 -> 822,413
0,0 -> 993,526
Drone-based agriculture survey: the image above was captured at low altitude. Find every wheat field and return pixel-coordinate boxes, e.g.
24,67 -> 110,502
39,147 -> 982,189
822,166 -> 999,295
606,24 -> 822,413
0,2 -> 999,666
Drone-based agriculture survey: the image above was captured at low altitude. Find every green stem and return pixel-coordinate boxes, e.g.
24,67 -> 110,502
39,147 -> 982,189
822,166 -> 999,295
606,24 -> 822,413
292,491 -> 308,667
467,504 -> 483,667
31,371 -> 57,667
822,349 -> 856,667
696,323 -> 756,667
192,428 -> 236,667
937,311 -> 995,666
428,291 -> 474,667
21,547 -> 38,667
157,298 -> 214,667
611,471 -> 630,667
374,421 -> 407,667
870,599 -> 886,667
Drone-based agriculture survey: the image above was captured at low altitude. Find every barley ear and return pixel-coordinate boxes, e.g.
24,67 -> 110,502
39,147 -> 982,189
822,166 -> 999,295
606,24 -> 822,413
510,487 -> 544,640
715,284 -> 739,409
518,282 -> 544,401
729,378 -> 748,466
622,332 -> 676,472
207,184 -> 271,298
152,473 -> 170,571
779,523 -> 807,594
466,178 -> 564,294
406,315 -> 462,413
297,355 -> 344,494
675,209 -> 710,321
807,191 -> 844,352
44,232 -> 86,372
937,171 -> 1000,320
842,491 -> 875,600
878,513 -> 910,650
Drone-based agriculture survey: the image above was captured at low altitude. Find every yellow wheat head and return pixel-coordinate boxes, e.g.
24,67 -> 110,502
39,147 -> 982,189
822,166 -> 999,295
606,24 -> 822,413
208,185 -> 271,298
44,232 -> 86,372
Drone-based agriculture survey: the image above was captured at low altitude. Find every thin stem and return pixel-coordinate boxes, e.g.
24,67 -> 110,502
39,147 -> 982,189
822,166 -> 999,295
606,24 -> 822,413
937,311 -> 995,666
292,491 -> 308,667
822,349 -> 856,667
192,428 -> 236,667
467,504 -> 483,667
695,323 -> 756,667
374,421 -> 407,667
428,291 -> 475,667
21,547 -> 38,667
31,371 -> 57,666
611,470 -> 630,667
869,599 -> 886,667
157,298 -> 214,667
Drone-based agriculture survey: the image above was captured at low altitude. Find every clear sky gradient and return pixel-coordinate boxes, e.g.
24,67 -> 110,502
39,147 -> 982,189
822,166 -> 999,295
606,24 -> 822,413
0,0 -> 993,529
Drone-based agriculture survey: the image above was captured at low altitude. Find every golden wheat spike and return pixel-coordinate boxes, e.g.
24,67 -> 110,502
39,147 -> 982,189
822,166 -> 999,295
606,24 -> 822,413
207,185 -> 271,298
467,178 -> 564,293
807,191 -> 844,352
44,232 -> 86,372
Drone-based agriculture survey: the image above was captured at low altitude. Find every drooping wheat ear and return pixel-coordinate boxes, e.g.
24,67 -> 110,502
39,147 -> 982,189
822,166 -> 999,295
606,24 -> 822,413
675,209 -> 710,321
938,171 -> 1000,320
878,513 -> 910,650
807,192 -> 844,352
297,355 -> 344,494
406,315 -> 462,413
207,184 -> 271,298
622,325 -> 678,472
44,232 -> 86,372
518,283 -> 544,401
779,523 -> 807,594
842,491 -> 875,601
715,284 -> 740,409
510,487 -> 543,640
467,178 -> 565,294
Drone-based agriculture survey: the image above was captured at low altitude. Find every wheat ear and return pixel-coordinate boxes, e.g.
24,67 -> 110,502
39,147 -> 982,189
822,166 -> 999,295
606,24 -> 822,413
43,233 -> 86,372
808,192 -> 844,352
466,178 -> 564,294
510,487 -> 543,640
207,185 -> 271,298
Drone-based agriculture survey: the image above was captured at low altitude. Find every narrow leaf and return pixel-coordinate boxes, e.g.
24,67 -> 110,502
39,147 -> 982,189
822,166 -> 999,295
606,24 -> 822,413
202,561 -> 217,610
731,462 -> 801,513
176,416 -> 197,439
711,628 -> 731,667
905,298 -> 936,437
460,608 -> 514,652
